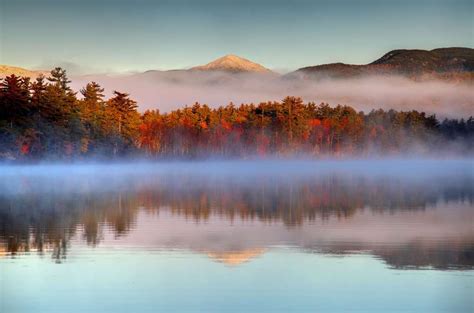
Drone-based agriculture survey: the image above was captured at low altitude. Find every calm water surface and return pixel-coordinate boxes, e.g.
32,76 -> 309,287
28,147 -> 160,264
1,160 -> 473,313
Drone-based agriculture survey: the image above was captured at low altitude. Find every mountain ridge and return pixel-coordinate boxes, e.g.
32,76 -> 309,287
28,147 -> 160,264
1,47 -> 473,80
0,65 -> 48,78
288,47 -> 474,79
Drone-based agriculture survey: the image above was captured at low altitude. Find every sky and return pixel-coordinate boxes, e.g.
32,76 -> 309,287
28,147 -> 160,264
0,0 -> 473,74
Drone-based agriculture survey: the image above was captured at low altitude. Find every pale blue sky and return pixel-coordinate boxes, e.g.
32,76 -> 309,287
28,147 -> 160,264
1,0 -> 473,73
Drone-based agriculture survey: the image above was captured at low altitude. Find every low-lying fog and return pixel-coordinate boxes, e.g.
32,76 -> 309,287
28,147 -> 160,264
2,157 -> 473,177
1,159 -> 473,269
71,72 -> 474,118
1,159 -> 472,195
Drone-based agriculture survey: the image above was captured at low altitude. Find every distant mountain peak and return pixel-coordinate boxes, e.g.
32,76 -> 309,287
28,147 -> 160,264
191,55 -> 272,73
0,65 -> 48,78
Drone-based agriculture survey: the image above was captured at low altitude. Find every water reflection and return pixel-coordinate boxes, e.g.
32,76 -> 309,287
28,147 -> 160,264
0,160 -> 473,270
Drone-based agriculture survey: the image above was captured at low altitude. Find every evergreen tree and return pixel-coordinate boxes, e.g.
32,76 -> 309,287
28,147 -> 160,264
106,91 -> 140,155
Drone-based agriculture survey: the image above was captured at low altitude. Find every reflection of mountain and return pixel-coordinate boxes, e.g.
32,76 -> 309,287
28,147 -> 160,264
304,239 -> 474,270
0,245 -> 6,257
377,241 -> 474,270
0,163 -> 473,269
207,249 -> 265,266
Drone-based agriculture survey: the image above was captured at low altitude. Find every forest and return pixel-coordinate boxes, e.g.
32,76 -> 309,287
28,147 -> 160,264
0,68 -> 473,160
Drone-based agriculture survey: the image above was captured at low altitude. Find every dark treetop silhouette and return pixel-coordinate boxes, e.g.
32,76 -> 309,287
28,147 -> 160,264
1,68 -> 473,160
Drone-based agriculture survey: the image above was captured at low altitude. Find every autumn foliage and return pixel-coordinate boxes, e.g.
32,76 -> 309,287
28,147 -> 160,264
1,68 -> 473,160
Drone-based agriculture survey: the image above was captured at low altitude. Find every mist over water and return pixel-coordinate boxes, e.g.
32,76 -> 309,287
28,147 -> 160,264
71,73 -> 474,117
1,159 -> 473,313
1,159 -> 473,265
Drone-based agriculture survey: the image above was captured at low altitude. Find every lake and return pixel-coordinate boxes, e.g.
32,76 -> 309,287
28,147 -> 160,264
1,160 -> 473,313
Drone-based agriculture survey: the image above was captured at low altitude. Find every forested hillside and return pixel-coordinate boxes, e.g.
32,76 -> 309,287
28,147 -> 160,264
1,68 -> 472,160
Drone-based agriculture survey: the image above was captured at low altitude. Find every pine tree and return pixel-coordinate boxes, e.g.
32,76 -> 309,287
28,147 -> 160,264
106,91 -> 140,155
0,74 -> 31,129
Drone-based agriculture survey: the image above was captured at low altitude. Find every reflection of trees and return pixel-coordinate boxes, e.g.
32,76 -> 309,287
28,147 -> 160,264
380,241 -> 474,270
138,174 -> 472,224
307,241 -> 474,270
0,173 -> 472,265
0,190 -> 140,261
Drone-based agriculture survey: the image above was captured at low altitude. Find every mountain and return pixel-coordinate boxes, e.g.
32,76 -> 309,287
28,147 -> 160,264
287,47 -> 474,79
129,55 -> 276,86
370,48 -> 474,72
191,54 -> 273,73
0,65 -> 48,78
2,48 -> 473,82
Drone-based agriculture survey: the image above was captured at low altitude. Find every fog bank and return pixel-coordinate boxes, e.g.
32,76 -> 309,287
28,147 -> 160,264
71,72 -> 474,117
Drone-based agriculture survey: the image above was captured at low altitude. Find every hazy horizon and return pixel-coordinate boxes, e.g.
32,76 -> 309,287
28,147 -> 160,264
68,72 -> 474,118
1,0 -> 473,74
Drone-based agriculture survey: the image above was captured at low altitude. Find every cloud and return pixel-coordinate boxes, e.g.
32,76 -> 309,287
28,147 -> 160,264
70,71 -> 474,118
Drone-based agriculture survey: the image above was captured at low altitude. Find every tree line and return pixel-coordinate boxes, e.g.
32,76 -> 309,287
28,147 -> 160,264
1,68 -> 472,160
